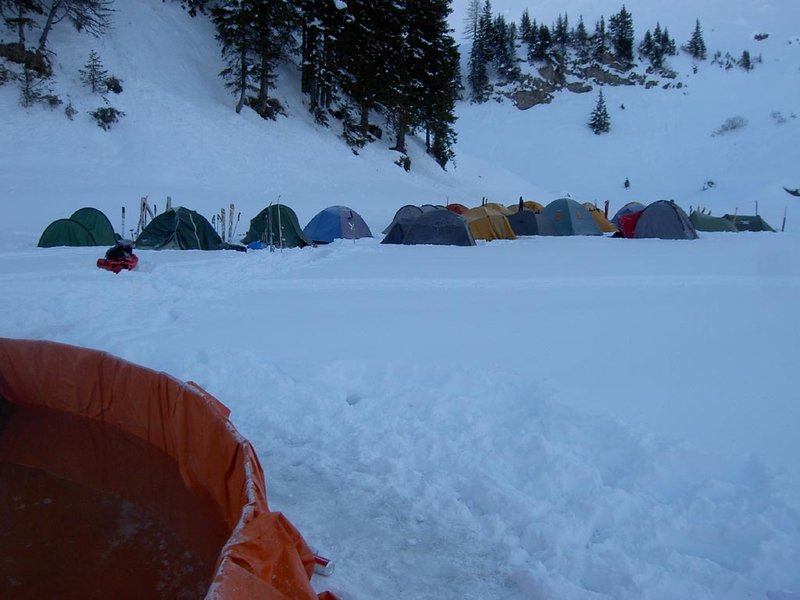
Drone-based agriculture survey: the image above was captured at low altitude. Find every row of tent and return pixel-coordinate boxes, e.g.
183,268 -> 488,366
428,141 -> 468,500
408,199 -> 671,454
38,199 -> 775,250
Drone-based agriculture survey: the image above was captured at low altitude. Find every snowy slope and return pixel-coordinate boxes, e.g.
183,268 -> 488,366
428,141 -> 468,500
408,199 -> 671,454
2,1 -> 800,599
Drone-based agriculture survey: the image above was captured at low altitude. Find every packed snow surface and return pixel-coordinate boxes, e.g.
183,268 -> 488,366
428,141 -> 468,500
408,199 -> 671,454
1,0 -> 799,598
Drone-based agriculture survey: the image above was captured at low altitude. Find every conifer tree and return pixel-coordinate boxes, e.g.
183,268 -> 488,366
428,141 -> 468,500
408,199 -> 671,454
739,49 -> 752,70
531,23 -> 551,60
493,14 -> 518,83
589,89 -> 610,134
608,5 -> 634,63
78,49 -> 107,93
520,8 -> 531,42
298,0 -> 344,116
339,1 -> 400,129
462,0 -> 480,41
593,16 -> 608,61
573,15 -> 590,61
212,1 -> 257,114
553,13 -> 569,48
467,27 -> 489,101
686,19 -> 707,60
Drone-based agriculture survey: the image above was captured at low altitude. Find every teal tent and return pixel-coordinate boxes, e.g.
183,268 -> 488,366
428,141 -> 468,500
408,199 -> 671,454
539,198 -> 602,236
242,204 -> 312,248
135,207 -> 225,250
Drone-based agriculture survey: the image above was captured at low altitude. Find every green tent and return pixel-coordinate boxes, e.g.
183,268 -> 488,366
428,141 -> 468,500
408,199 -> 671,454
70,207 -> 118,245
38,218 -> 96,248
135,207 -> 225,250
242,204 -> 312,248
722,214 -> 775,232
689,211 -> 738,232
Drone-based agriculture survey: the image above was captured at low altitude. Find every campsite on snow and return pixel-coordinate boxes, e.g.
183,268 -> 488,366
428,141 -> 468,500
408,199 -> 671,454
2,0 -> 800,599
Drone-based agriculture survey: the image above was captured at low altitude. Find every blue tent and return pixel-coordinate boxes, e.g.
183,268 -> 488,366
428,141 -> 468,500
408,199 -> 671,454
303,205 -> 372,244
539,198 -> 602,236
611,201 -> 646,226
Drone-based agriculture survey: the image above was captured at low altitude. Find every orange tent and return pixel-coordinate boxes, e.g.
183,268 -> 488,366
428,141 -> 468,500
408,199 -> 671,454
0,337 -> 337,600
463,206 -> 517,241
582,202 -> 618,233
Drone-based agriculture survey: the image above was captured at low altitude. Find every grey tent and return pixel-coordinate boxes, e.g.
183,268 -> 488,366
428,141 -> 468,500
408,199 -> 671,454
70,207 -> 118,245
38,218 -> 96,248
539,198 -> 602,236
303,205 -> 372,244
635,201 -> 698,239
401,209 -> 475,246
689,211 -> 738,232
722,214 -> 775,232
136,207 -> 225,250
382,205 -> 423,235
506,209 -> 539,236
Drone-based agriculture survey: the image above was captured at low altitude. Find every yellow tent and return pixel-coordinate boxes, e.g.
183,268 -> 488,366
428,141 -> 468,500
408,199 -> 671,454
483,202 -> 513,215
462,206 -> 517,241
582,202 -> 618,233
507,200 -> 544,213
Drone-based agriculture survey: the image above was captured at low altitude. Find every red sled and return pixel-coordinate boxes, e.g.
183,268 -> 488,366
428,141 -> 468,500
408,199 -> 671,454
97,254 -> 138,274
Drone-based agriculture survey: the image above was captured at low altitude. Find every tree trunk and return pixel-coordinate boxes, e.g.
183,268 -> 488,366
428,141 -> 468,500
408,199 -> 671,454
235,50 -> 247,114
37,0 -> 66,54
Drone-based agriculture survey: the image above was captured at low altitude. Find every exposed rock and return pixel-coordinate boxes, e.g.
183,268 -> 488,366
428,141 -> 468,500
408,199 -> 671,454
512,89 -> 554,110
566,82 -> 593,93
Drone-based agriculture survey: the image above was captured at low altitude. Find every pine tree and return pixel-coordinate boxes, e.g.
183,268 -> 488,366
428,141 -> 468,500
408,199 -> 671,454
739,49 -> 752,70
531,23 -> 551,60
553,13 -> 569,48
593,16 -> 608,61
573,15 -> 589,61
78,49 -> 108,93
462,0 -> 480,41
608,5 -> 634,63
37,0 -> 113,55
493,14 -> 518,83
339,1 -> 401,130
298,0 -> 344,117
212,1 -> 258,114
686,19 -> 707,60
519,8 -> 531,42
589,89 -> 610,134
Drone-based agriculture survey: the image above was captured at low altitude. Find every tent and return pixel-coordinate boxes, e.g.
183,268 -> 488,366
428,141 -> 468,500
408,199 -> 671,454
582,203 -> 618,233
401,209 -> 475,246
136,207 -> 225,250
539,198 -> 602,236
462,206 -> 516,241
38,218 -> 97,248
722,214 -> 775,232
690,211 -> 738,232
446,203 -> 469,215
38,207 -> 118,248
382,205 -> 423,235
508,200 -> 544,213
634,200 -> 698,239
611,201 -> 646,226
303,205 -> 372,244
70,207 -> 118,245
241,204 -> 312,248
0,337 -> 336,600
506,210 -> 539,236
482,202 -> 513,215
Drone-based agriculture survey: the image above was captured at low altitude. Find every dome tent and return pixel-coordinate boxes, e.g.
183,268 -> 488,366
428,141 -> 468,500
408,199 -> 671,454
38,207 -> 118,248
136,207 -> 225,250
242,204 -> 312,248
635,200 -> 698,240
38,218 -> 96,248
0,337 -> 337,600
611,201 -> 646,226
401,208 -> 475,246
539,198 -> 602,236
303,205 -> 372,244
70,207 -> 118,245
462,206 -> 516,241
722,214 -> 775,232
382,205 -> 423,234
